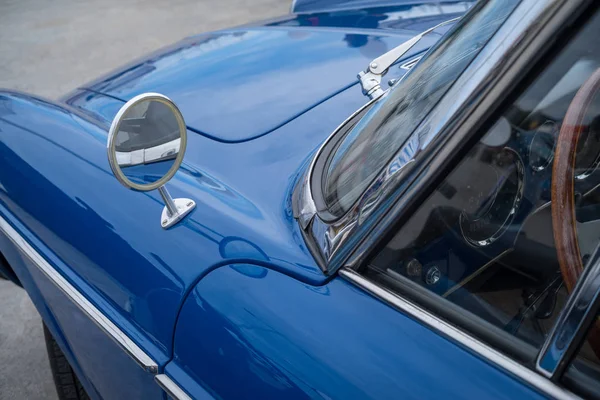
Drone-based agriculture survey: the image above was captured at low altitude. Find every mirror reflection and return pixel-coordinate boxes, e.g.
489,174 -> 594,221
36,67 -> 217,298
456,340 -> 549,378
114,99 -> 181,186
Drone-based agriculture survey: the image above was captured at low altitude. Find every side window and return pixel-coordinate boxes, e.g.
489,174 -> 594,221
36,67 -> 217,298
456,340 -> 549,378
361,3 -> 600,386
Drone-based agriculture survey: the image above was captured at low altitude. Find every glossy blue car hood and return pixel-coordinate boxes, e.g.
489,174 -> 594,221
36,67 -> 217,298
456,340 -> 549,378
79,5 -> 467,142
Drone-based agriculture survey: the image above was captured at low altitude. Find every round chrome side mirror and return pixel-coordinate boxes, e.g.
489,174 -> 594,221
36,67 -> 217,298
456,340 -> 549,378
107,93 -> 195,229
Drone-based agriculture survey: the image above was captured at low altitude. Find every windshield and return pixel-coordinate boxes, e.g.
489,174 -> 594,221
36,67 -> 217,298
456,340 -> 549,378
322,0 -> 520,218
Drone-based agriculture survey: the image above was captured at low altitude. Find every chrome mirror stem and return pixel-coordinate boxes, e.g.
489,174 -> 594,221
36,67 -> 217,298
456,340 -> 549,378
158,186 -> 178,217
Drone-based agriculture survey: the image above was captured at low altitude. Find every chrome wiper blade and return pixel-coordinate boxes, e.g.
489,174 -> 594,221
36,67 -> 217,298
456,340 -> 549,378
358,17 -> 461,100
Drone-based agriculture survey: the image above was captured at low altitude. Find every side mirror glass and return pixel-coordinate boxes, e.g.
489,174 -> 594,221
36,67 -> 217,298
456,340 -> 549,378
107,93 -> 195,228
108,94 -> 185,191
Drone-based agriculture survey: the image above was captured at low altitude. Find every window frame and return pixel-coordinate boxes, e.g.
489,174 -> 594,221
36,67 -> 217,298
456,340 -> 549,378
339,0 -> 600,397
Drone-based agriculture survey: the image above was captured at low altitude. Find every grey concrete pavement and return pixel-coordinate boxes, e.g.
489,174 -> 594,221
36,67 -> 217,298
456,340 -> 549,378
1,0 -> 289,98
0,0 -> 288,398
0,279 -> 54,400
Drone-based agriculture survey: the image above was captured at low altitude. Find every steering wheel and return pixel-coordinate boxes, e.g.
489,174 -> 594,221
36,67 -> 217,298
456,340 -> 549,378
552,67 -> 600,356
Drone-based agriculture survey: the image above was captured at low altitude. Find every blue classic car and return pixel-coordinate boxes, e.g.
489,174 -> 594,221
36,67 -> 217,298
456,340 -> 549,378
3,0 -> 600,398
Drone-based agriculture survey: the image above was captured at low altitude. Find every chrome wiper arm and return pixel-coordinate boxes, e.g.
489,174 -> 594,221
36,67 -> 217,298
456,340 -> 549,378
358,17 -> 461,99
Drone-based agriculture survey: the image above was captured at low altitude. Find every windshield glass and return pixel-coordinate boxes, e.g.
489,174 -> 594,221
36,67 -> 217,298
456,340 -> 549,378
322,0 -> 520,217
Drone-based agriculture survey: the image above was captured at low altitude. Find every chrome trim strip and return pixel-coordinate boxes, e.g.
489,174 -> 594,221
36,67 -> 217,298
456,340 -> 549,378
155,374 -> 192,400
536,243 -> 600,379
0,215 -> 158,373
339,268 -> 580,400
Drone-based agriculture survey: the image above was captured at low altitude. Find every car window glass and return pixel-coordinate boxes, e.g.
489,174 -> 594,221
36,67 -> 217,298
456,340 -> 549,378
362,7 -> 600,358
321,0 -> 519,218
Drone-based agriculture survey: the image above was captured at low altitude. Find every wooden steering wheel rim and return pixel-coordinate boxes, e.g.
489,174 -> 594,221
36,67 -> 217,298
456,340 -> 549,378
552,67 -> 600,355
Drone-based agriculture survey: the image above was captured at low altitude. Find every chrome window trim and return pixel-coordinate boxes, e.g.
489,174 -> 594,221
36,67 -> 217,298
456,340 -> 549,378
0,214 -> 159,373
155,374 -> 192,400
537,244 -> 600,379
339,268 -> 581,400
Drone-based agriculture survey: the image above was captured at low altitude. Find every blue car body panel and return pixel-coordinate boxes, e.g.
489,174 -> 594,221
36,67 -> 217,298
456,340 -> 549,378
0,2 -> 544,399
0,208 -> 163,399
0,88 -> 325,349
167,264 -> 545,400
0,80 -> 369,397
0,228 -> 102,398
79,27 -> 439,142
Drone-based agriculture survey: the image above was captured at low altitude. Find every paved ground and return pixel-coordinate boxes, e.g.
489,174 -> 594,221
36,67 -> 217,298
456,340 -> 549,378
0,0 -> 288,398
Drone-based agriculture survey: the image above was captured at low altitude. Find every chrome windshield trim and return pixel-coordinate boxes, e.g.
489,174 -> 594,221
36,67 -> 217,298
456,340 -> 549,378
536,243 -> 600,379
155,374 -> 192,400
339,268 -> 580,400
0,215 -> 158,373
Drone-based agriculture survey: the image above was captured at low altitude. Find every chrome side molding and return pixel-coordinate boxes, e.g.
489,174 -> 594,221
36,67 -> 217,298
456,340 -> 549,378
0,215 -> 159,373
339,268 -> 580,400
155,374 -> 192,400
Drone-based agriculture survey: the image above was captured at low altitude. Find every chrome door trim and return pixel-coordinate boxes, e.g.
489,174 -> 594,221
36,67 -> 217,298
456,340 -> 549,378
536,244 -> 600,379
0,215 -> 159,373
155,374 -> 192,400
339,268 -> 580,400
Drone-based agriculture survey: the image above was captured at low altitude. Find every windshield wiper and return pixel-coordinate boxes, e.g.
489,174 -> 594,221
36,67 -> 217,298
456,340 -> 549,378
358,17 -> 461,100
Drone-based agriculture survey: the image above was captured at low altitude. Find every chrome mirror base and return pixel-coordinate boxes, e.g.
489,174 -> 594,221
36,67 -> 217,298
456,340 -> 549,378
158,186 -> 195,229
160,197 -> 196,229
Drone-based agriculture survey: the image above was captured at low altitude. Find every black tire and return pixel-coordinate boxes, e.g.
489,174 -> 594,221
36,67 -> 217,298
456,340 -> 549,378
43,324 -> 90,400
